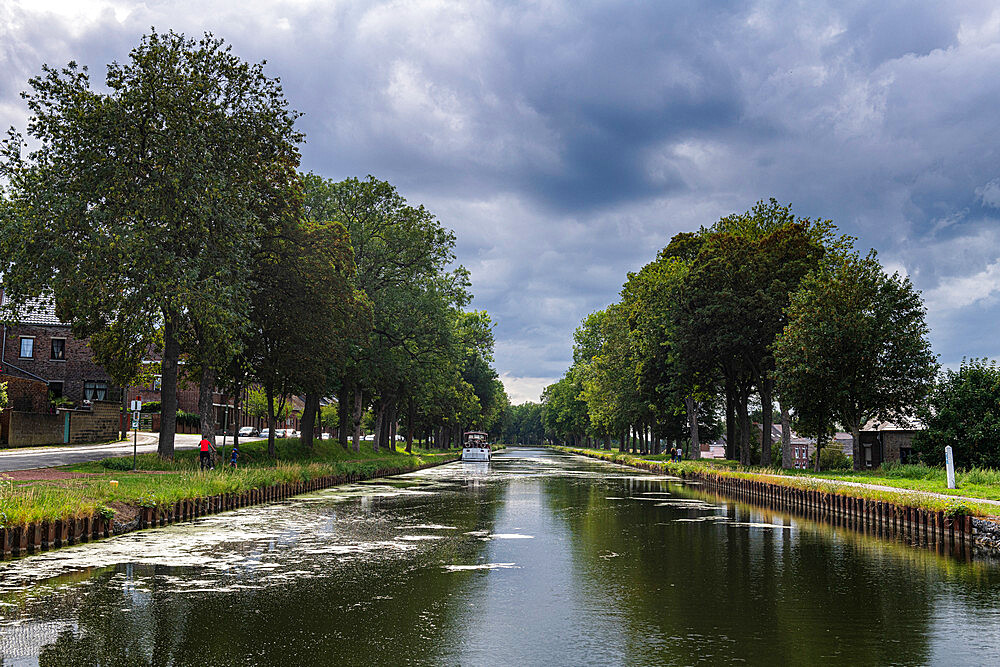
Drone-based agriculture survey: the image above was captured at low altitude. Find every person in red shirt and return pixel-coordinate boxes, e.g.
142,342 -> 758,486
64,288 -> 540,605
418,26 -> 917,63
199,436 -> 217,471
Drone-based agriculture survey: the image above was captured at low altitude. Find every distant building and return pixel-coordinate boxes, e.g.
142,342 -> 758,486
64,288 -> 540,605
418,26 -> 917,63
859,420 -> 923,467
0,289 -> 118,404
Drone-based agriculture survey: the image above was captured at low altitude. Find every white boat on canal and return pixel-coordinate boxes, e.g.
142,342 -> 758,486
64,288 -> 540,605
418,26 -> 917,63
461,431 -> 491,462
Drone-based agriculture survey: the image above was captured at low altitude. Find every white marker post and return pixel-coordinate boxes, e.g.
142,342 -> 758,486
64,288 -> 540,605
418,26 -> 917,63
945,445 -> 956,489
131,397 -> 142,471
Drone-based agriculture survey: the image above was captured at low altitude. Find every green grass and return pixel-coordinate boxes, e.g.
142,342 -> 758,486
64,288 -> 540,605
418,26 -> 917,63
554,446 -> 1000,517
0,438 -> 462,528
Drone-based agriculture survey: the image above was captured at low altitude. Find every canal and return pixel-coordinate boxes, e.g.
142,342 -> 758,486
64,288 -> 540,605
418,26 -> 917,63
2,447 -> 1000,665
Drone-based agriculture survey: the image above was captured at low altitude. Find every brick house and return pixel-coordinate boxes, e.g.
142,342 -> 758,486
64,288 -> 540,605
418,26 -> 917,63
859,420 -> 923,467
0,289 -> 118,405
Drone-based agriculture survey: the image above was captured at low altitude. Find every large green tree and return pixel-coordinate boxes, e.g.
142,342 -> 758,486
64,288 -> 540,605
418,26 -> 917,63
302,174 -> 471,452
913,359 -> 1000,468
243,211 -> 370,456
0,30 -> 302,458
774,252 -> 937,471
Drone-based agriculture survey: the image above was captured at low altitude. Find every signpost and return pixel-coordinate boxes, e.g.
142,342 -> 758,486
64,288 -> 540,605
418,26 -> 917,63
945,445 -> 956,489
131,397 -> 142,471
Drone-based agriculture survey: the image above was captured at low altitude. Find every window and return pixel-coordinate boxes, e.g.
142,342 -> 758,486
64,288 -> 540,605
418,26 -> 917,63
84,381 -> 108,401
19,337 -> 34,358
51,338 -> 66,360
152,375 -> 162,391
49,381 -> 64,399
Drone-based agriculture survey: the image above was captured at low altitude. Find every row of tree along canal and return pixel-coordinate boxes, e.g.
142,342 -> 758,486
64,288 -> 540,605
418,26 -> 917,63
520,199 -> 938,471
0,30 -> 508,461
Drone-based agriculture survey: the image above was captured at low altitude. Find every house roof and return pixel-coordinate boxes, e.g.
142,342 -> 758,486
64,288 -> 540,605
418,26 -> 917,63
0,289 -> 65,326
861,418 -> 925,431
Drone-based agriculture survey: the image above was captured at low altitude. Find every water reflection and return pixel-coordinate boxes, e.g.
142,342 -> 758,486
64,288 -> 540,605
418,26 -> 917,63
0,448 -> 998,666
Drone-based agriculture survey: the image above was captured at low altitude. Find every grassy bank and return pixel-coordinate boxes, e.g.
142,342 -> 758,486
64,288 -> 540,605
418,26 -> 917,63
554,446 -> 1000,518
0,438 -> 461,528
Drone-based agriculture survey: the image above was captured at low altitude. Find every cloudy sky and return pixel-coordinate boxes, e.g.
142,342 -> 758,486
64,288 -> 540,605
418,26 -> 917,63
3,1 -> 1000,403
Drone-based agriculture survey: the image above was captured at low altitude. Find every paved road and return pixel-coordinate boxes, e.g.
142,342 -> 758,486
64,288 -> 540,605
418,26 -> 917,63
0,433 -> 261,472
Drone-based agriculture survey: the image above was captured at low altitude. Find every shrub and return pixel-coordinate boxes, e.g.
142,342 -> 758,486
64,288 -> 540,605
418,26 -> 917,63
101,458 -> 134,471
140,400 -> 161,413
960,466 -> 1000,486
944,501 -> 972,518
878,462 -> 943,481
811,445 -> 851,470
176,410 -> 200,427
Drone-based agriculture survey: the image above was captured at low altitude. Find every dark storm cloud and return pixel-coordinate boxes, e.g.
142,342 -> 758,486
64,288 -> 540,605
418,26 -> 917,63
3,1 -> 1000,401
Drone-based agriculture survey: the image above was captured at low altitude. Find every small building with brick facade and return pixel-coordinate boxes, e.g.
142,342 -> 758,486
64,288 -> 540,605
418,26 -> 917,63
859,420 -> 923,467
1,290 -> 118,405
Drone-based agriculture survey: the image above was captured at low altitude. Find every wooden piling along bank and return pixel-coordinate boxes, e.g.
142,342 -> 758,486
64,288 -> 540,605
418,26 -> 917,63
0,457 -> 458,559
561,448 -> 994,555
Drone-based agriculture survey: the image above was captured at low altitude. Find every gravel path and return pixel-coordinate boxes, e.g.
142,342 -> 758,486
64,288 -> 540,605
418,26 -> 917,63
753,471 -> 1000,508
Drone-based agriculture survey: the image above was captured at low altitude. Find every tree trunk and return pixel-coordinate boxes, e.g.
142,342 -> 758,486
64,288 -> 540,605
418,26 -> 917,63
373,400 -> 385,453
760,384 -> 773,467
158,311 -> 180,459
351,387 -> 364,453
388,402 -> 398,453
725,377 -> 736,461
604,435 -> 611,451
406,397 -> 414,454
737,400 -> 751,466
198,365 -> 217,446
232,385 -> 242,450
338,385 -> 350,450
815,429 -> 825,472
685,396 -> 701,460
780,403 -> 792,469
301,392 -> 319,450
851,424 -> 862,471
266,389 -> 277,458
619,429 -> 626,453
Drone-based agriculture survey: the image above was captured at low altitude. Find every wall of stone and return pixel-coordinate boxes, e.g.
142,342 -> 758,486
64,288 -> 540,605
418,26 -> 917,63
2,400 -> 120,447
7,411 -> 64,447
66,400 -> 119,444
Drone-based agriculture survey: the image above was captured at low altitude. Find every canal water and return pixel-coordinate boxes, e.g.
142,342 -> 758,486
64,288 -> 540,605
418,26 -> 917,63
2,447 -> 999,666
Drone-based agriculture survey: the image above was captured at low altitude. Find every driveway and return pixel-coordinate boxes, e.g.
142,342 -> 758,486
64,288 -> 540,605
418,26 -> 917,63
0,433 -> 261,472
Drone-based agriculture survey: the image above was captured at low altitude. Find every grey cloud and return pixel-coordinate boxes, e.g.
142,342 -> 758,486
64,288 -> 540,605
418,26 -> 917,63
4,1 -> 1000,401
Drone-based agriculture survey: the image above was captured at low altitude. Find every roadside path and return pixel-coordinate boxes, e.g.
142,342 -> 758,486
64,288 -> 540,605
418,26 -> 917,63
760,472 -> 1000,509
0,433 -> 262,472
567,447 -> 1000,511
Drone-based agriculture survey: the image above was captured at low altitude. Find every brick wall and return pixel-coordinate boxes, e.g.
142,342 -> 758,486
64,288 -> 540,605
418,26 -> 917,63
2,401 -> 121,447
2,324 -> 115,403
883,431 -> 918,463
66,401 -> 120,444
7,411 -> 64,447
0,376 -> 49,413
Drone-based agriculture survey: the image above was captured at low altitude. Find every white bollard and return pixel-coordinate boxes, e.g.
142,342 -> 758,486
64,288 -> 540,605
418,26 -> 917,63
945,445 -> 956,489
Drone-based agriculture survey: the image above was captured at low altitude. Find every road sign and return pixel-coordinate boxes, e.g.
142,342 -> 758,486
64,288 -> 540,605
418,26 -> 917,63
131,413 -> 140,429
130,399 -> 143,412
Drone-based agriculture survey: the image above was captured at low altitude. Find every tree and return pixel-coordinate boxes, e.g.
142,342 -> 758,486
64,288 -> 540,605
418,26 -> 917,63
301,174 -> 470,453
0,381 -> 7,409
320,404 -> 340,433
913,359 -> 1000,468
0,30 -> 303,458
774,252 -> 937,471
243,211 -> 370,456
246,386 -> 288,423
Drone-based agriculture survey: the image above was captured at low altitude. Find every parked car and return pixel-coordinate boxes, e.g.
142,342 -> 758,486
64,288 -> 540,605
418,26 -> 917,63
274,429 -> 287,438
362,434 -> 375,441
238,426 -> 259,438
320,432 -> 331,440
260,429 -> 271,439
